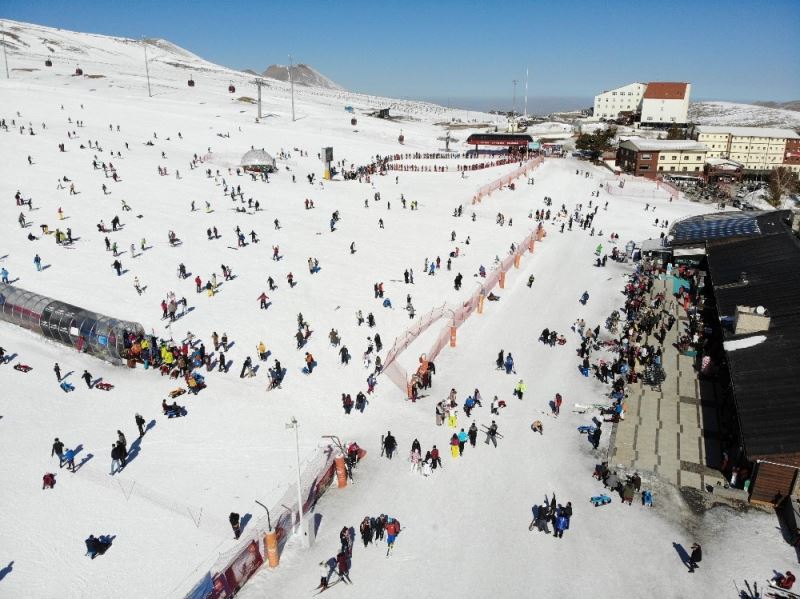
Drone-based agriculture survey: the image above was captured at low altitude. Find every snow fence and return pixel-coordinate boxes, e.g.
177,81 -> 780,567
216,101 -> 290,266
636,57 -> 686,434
183,443 -> 339,599
604,177 -> 677,200
383,225 -> 546,396
471,155 -> 544,204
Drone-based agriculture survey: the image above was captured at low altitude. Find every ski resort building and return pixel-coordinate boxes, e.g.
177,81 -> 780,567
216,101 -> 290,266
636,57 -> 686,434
639,82 -> 691,127
667,211 -> 800,507
693,126 -> 800,175
593,82 -> 647,120
616,137 -> 708,179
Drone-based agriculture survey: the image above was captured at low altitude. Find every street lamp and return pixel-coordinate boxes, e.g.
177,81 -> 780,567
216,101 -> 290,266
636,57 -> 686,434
285,416 -> 304,545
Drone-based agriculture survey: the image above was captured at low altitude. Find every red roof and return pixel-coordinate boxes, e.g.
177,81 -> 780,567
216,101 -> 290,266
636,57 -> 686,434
644,82 -> 688,100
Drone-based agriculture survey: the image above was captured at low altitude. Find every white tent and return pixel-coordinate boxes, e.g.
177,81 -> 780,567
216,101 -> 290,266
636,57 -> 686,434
241,148 -> 276,172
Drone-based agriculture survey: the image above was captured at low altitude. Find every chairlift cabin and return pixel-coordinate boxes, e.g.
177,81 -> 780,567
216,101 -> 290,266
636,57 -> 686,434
74,67 -> 83,76
45,59 -> 53,67
228,82 -> 236,93
188,78 -> 195,87
398,130 -> 405,144
351,118 -> 357,126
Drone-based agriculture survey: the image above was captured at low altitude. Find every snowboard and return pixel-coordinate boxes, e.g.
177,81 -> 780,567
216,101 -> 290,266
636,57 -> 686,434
766,581 -> 800,598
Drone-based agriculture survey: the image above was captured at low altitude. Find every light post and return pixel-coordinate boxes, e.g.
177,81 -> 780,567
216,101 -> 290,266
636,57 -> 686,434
2,21 -> 10,79
288,54 -> 295,122
142,36 -> 151,98
285,416 -> 304,544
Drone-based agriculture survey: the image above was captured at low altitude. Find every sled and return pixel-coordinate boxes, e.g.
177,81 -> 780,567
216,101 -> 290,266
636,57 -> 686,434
95,382 -> 114,391
767,581 -> 800,598
60,382 -> 75,393
168,388 -> 186,399
14,364 -> 33,372
590,494 -> 612,507
166,407 -> 187,418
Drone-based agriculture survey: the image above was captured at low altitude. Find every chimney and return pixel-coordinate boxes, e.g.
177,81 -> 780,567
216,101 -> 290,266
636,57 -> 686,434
733,305 -> 770,335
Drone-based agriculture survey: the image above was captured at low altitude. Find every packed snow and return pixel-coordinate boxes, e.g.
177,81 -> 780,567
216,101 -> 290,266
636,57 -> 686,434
0,18 -> 796,599
690,101 -> 800,129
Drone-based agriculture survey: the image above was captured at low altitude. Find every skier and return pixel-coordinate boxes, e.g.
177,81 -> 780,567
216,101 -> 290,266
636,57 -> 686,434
336,551 -> 351,584
485,421 -> 499,447
239,356 -> 253,378
229,512 -> 241,539
385,517 -> 401,555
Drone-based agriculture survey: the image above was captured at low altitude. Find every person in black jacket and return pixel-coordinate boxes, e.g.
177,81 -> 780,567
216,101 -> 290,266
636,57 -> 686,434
111,443 -> 123,475
229,512 -> 241,539
687,543 -> 702,572
82,370 -> 93,388
383,432 -> 396,459
135,413 -> 146,437
52,438 -> 65,467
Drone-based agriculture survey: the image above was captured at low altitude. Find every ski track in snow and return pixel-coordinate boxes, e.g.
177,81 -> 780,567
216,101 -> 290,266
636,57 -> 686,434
0,18 -> 795,599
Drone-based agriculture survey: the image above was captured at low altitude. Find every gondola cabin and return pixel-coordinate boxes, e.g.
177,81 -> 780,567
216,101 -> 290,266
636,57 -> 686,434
188,78 -> 195,87
351,118 -> 357,126
398,133 -> 405,144
74,67 -> 83,76
228,84 -> 235,93
45,59 -> 53,67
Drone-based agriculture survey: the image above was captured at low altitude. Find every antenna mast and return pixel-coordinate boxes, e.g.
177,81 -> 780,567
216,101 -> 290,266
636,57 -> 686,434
288,54 -> 295,122
142,36 -> 152,97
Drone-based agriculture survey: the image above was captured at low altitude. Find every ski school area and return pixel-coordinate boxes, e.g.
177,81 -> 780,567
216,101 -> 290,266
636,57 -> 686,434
0,30 -> 798,599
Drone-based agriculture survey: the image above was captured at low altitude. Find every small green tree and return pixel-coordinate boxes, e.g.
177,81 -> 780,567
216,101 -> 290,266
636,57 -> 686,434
666,124 -> 684,140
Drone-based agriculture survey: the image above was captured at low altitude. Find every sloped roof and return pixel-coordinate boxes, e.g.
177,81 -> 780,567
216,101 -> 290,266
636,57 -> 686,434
643,82 -> 689,100
706,226 -> 800,460
695,125 -> 800,140
619,137 -> 707,152
668,210 -> 787,245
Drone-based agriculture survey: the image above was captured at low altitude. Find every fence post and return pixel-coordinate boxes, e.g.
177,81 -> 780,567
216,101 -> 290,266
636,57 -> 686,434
449,326 -> 457,347
529,238 -> 535,253
499,271 -> 506,289
477,294 -> 485,314
335,455 -> 347,488
514,254 -> 521,268
265,531 -> 279,568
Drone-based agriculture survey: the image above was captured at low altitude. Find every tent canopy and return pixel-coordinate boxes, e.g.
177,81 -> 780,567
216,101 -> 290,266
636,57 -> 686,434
241,148 -> 276,172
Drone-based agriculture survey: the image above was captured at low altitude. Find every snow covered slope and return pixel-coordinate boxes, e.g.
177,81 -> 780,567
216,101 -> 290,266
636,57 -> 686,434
261,63 -> 345,92
0,18 -> 795,599
690,101 -> 800,129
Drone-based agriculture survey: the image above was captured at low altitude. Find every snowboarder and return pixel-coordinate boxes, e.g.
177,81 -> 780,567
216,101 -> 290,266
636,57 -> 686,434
687,543 -> 702,573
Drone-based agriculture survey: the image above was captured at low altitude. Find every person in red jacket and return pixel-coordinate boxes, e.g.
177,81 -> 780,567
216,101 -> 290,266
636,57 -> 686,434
257,292 -> 269,309
430,445 -> 442,469
775,571 -> 796,589
385,517 -> 401,555
194,275 -> 202,293
336,551 -> 351,584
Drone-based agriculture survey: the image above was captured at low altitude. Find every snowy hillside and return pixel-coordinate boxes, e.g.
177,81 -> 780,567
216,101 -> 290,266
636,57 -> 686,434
0,19 -> 491,124
262,63 -> 345,92
0,17 -> 796,599
690,101 -> 800,129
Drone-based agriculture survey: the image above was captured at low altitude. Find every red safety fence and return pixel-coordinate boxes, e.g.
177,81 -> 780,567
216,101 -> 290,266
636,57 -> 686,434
471,156 -> 544,204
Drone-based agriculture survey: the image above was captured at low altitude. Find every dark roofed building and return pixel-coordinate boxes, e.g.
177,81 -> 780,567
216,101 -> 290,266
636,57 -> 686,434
702,215 -> 800,505
669,210 -> 790,253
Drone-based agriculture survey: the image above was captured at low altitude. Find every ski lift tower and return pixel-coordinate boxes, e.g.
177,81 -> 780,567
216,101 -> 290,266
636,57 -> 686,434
436,130 -> 459,152
253,78 -> 267,120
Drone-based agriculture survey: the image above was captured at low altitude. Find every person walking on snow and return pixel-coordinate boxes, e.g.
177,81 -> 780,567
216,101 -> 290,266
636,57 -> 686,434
468,422 -> 478,447
54,362 -> 62,381
229,512 -> 241,539
485,421 -> 499,447
504,353 -> 515,374
52,438 -> 65,467
383,431 -> 397,459
135,413 -> 146,437
257,292 -> 269,309
82,370 -> 92,389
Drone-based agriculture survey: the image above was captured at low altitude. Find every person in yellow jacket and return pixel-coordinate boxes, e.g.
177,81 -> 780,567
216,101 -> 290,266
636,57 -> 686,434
513,379 -> 527,400
257,341 -> 268,361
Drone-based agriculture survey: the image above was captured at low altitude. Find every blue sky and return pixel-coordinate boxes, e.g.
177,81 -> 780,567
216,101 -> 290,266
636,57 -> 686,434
3,0 -> 799,106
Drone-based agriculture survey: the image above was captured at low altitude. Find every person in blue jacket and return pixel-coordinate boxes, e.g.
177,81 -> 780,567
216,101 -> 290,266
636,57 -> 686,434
504,353 -> 515,374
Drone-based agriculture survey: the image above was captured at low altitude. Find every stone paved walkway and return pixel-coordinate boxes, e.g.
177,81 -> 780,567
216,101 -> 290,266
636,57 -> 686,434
609,278 -> 725,490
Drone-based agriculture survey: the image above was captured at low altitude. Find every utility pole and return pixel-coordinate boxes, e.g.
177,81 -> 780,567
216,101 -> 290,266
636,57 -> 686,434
2,21 -> 10,79
288,54 -> 295,122
142,36 -> 151,98
524,67 -> 528,119
512,79 -> 518,118
286,416 -> 304,543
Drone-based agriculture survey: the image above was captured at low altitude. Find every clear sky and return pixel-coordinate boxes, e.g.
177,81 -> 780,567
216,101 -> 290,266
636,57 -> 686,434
2,0 -> 799,106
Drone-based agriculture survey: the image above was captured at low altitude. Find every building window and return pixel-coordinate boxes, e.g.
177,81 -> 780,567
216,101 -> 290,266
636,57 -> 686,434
694,166 -> 700,171
639,165 -> 649,170
659,166 -> 664,171
670,166 -> 676,171
682,166 -> 688,171
612,92 -> 617,96
696,156 -> 702,160
672,156 -> 677,160
641,153 -> 652,160
647,117 -> 653,121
